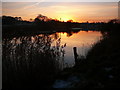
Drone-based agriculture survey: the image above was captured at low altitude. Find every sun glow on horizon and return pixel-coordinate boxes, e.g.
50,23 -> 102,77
60,17 -> 70,22
57,15 -> 74,22
2,2 -> 118,23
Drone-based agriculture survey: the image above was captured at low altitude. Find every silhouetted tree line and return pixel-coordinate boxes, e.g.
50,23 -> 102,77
2,16 -> 31,25
2,14 -> 75,25
2,14 -> 76,32
2,14 -> 62,25
33,14 -> 75,31
2,14 -> 120,33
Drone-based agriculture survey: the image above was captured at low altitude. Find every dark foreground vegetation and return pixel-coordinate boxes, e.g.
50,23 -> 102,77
3,33 -> 66,89
55,19 -> 120,88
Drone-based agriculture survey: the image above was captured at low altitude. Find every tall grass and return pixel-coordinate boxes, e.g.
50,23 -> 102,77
2,33 -> 65,89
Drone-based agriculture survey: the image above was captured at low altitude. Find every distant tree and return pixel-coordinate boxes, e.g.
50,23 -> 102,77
15,17 -> 22,21
34,14 -> 49,22
2,15 -> 31,25
67,19 -> 73,23
30,18 -> 33,22
34,18 -> 41,24
86,21 -> 89,23
108,19 -> 119,24
2,15 -> 18,25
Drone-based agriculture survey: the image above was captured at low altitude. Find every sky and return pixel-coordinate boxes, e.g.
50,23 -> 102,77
2,0 -> 120,2
2,2 -> 118,22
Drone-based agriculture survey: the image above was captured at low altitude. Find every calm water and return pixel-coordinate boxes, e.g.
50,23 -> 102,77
3,30 -> 102,70
54,31 -> 102,68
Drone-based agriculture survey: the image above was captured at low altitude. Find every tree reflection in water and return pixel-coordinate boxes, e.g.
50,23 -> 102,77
3,33 -> 66,88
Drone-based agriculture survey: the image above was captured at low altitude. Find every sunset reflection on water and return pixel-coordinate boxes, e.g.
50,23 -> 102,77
50,31 -> 102,67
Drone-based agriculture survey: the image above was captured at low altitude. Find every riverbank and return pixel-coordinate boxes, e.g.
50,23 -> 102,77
53,22 -> 120,88
2,22 -> 102,33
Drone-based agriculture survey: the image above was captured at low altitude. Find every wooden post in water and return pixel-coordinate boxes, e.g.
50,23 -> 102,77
73,47 -> 78,65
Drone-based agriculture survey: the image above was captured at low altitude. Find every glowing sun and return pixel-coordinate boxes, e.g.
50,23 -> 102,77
59,15 -> 73,22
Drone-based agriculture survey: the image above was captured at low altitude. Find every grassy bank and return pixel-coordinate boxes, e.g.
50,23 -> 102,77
54,22 -> 120,88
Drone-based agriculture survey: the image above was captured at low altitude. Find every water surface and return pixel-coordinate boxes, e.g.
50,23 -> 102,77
51,31 -> 102,68
3,30 -> 102,69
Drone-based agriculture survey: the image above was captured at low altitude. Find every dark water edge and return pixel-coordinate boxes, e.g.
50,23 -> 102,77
2,23 -> 102,38
53,23 -> 120,88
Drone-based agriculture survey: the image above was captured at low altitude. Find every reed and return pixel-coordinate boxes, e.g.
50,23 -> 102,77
2,34 -> 65,89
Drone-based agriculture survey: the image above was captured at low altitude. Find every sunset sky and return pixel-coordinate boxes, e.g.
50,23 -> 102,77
2,1 -> 118,22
